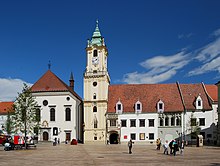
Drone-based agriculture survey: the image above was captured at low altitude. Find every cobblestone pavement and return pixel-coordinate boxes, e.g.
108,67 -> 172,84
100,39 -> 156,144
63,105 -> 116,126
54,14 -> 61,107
0,142 -> 220,166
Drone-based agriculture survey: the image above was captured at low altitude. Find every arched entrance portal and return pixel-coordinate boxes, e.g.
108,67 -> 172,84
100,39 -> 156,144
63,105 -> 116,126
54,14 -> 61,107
43,131 -> 49,141
110,133 -> 119,144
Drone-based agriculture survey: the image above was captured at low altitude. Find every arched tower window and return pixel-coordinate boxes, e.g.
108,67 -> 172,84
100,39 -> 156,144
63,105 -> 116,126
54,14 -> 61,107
93,50 -> 98,57
93,93 -> 96,100
93,106 -> 97,112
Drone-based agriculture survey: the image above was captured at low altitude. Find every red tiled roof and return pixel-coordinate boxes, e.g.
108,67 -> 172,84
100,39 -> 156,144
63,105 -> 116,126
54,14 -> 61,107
31,70 -> 81,100
107,84 -> 184,113
205,84 -> 218,102
179,84 -> 212,110
0,102 -> 13,115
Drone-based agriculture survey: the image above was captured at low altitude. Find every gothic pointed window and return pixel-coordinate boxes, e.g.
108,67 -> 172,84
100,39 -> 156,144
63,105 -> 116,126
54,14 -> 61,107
165,117 -> 169,126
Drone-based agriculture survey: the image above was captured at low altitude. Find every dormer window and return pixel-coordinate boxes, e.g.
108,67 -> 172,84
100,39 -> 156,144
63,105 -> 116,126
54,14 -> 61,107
116,101 -> 123,114
157,100 -> 164,113
135,101 -> 142,113
196,96 -> 203,109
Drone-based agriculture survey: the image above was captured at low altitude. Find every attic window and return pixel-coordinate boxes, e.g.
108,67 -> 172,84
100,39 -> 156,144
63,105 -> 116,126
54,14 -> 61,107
157,100 -> 164,113
135,101 -> 142,113
116,101 -> 123,114
196,96 -> 203,110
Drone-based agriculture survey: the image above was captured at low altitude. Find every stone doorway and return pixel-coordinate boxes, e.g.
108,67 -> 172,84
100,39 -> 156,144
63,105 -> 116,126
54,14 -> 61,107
110,132 -> 119,144
43,131 -> 49,141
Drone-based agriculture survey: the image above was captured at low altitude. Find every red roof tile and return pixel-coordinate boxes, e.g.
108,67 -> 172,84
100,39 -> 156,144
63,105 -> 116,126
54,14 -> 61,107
0,102 -> 13,115
179,84 -> 212,110
205,84 -> 218,102
31,70 -> 81,100
108,84 -> 184,113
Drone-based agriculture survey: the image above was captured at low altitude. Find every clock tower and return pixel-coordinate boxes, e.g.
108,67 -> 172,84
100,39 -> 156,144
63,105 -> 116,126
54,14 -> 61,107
83,21 -> 110,143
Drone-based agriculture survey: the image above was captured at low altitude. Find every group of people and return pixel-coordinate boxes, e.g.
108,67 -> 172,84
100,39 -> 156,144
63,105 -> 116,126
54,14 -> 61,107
161,139 -> 184,156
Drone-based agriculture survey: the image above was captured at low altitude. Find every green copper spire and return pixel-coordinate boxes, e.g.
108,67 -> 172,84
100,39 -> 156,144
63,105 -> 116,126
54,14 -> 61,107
89,19 -> 104,46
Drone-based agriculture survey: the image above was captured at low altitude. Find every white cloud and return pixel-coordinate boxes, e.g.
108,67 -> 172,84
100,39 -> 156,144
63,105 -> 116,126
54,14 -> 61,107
178,33 -> 193,39
122,51 -> 190,84
188,56 -> 220,76
0,78 -> 32,101
194,37 -> 220,62
188,29 -> 220,76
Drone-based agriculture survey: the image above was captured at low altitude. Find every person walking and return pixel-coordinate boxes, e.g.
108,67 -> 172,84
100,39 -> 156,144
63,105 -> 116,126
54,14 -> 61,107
180,140 -> 184,155
169,140 -> 174,154
128,139 -> 133,154
173,140 -> 179,156
163,140 -> 169,155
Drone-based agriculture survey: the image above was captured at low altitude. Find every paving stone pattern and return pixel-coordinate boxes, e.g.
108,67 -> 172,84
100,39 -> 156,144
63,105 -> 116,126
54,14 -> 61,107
0,142 -> 220,166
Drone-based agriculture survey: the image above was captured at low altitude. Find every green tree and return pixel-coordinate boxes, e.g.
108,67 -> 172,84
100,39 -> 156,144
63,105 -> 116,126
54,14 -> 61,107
5,110 -> 13,135
11,83 -> 40,149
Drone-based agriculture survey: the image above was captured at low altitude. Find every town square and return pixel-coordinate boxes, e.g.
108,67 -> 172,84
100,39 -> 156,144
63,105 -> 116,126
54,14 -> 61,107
1,0 -> 220,165
1,142 -> 220,166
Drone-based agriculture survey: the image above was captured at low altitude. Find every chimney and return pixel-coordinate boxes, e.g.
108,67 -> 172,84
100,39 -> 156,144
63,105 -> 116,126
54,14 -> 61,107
69,72 -> 74,90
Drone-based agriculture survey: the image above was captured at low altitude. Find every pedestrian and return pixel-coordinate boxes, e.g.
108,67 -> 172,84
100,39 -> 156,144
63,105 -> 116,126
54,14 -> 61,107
173,140 -> 179,156
58,138 -> 60,145
180,140 -> 184,155
128,139 -> 133,154
169,140 -> 174,154
156,138 -> 161,150
163,140 -> 169,155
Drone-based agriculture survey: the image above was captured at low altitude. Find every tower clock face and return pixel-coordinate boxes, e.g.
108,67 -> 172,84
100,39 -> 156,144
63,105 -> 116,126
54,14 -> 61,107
92,57 -> 99,65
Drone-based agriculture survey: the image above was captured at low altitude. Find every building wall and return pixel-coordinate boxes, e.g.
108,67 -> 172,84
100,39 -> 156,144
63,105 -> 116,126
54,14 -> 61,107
118,113 -> 158,144
32,91 -> 82,142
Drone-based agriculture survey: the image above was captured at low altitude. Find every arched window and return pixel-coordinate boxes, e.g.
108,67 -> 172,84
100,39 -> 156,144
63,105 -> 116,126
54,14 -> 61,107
53,127 -> 58,136
165,117 -> 169,126
93,93 -> 96,100
93,50 -> 98,57
93,106 -> 97,112
36,108 -> 41,122
196,95 -> 203,109
65,108 -> 71,121
176,117 -> 181,126
157,100 -> 164,113
160,118 -> 164,126
135,100 -> 142,113
50,108 -> 55,121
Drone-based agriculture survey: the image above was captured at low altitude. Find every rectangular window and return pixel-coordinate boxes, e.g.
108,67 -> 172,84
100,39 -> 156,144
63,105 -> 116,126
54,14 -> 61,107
94,136 -> 97,140
171,117 -> 175,126
139,119 -> 145,127
159,103 -> 163,109
191,118 -> 197,126
121,120 -> 127,127
110,119 -> 116,127
149,119 -> 154,127
139,133 -> 145,140
199,118 -> 205,126
94,123 -> 97,128
130,119 -> 136,127
130,133 -> 136,140
137,104 -> 141,110
198,100 -> 201,106
117,104 -> 121,110
149,133 -> 154,140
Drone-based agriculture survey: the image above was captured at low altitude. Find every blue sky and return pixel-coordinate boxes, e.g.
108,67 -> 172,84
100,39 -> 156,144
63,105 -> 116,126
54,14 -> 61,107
1,0 -> 220,101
